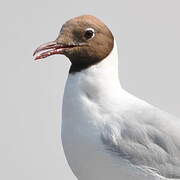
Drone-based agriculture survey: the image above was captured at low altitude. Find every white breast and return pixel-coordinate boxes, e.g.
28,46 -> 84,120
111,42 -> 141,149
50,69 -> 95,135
61,41 -> 162,180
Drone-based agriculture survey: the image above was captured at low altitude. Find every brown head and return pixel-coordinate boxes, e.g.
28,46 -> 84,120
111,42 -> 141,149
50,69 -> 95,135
33,15 -> 114,73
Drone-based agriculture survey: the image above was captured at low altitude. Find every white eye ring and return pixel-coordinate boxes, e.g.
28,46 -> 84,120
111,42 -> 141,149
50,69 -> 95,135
84,28 -> 95,39
86,28 -> 95,33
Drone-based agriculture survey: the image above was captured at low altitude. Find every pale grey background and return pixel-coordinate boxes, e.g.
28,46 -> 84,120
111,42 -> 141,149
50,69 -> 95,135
1,0 -> 180,179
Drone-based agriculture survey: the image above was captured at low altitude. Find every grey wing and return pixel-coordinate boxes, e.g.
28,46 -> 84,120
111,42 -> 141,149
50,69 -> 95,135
101,108 -> 180,179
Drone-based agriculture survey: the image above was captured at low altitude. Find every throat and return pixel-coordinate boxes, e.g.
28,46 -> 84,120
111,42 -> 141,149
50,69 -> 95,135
69,39 -> 118,75
69,62 -> 97,74
69,54 -> 107,74
69,39 -> 118,74
67,40 -> 122,98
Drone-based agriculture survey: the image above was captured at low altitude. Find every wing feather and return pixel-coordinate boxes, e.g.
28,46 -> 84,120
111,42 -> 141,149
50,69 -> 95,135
101,106 -> 180,179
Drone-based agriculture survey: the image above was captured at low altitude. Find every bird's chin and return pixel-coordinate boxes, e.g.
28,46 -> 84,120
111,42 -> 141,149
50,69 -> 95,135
33,41 -> 78,61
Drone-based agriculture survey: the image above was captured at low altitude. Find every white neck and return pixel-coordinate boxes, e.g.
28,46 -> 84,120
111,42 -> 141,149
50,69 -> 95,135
67,39 -> 122,98
83,39 -> 120,85
93,39 -> 119,73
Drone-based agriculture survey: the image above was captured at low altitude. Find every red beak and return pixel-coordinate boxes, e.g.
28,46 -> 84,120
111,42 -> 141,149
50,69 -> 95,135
33,41 -> 75,60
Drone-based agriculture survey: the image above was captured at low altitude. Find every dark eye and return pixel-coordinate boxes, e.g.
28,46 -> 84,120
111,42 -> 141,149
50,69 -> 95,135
84,28 -> 95,39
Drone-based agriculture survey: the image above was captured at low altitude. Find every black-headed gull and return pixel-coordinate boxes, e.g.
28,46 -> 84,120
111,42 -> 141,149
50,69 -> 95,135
34,15 -> 180,180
